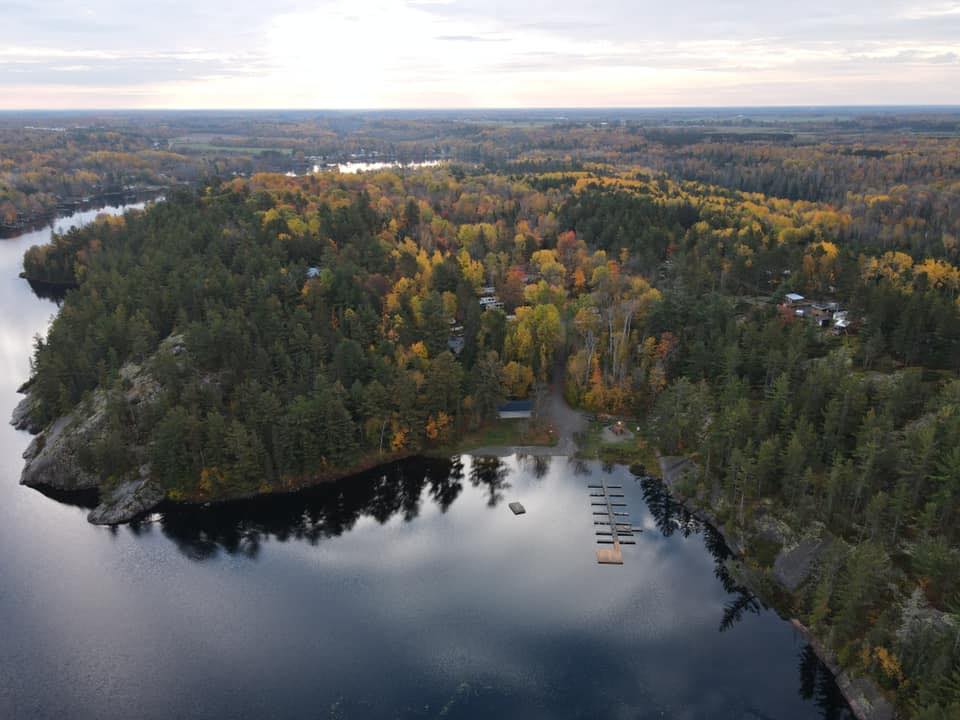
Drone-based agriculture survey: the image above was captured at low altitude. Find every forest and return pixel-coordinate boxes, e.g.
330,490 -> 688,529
5,108 -> 959,256
15,109 -> 960,718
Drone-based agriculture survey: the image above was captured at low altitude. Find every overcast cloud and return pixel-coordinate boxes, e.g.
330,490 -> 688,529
1,0 -> 958,107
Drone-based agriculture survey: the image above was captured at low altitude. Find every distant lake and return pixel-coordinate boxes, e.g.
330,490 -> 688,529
0,202 -> 853,720
317,159 -> 444,174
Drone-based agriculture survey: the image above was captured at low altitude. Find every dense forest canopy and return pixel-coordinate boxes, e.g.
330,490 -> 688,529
14,109 -> 960,718
5,109 -> 959,265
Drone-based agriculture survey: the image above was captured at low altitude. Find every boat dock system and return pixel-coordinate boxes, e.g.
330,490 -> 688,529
589,478 -> 642,565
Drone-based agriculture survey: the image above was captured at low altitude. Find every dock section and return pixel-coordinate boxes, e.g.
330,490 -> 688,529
588,478 -> 642,565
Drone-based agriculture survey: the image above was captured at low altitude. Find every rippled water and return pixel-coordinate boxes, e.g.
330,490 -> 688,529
0,205 -> 852,720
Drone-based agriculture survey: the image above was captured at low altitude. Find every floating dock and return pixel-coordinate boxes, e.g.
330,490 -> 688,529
588,480 -> 642,565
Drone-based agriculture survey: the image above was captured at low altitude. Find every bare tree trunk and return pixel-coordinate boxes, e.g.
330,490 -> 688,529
584,331 -> 596,385
618,302 -> 635,385
379,419 -> 388,454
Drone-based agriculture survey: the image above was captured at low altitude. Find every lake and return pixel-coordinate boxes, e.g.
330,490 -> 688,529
315,160 -> 444,174
0,203 -> 853,719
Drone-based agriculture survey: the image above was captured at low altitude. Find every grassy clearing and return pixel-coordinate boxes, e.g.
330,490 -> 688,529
574,420 -> 659,471
169,141 -> 293,155
432,419 -> 558,455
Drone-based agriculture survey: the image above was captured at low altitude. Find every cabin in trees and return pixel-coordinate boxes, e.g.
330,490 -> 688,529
809,301 -> 840,328
779,294 -> 855,333
447,320 -> 465,355
478,285 -> 504,311
479,294 -> 504,311
498,400 -> 533,420
832,311 -> 857,334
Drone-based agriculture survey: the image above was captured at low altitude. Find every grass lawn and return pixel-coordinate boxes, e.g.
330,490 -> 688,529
433,419 -> 558,455
575,420 -> 660,471
169,141 -> 293,155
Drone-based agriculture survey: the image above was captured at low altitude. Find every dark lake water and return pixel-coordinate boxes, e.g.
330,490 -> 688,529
0,205 -> 853,719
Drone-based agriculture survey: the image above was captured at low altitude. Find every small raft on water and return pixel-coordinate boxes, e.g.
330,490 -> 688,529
508,502 -> 526,515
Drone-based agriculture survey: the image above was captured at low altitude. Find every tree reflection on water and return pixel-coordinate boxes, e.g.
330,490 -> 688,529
798,644 -> 856,720
155,455 -> 464,561
637,475 -> 763,633
111,456 -> 853,718
468,454 -> 511,507
637,473 -> 854,720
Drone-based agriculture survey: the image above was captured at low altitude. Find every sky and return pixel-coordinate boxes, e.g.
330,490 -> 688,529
1,0 -> 959,109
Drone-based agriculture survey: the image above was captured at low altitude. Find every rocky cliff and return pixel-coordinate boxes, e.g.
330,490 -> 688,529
11,335 -> 184,524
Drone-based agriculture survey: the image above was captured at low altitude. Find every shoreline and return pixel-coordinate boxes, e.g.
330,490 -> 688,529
0,188 -> 167,239
655,455 -> 895,720
14,420 -> 892,719
16,423 -> 559,524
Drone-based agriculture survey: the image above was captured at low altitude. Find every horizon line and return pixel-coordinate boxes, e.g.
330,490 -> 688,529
3,104 -> 960,114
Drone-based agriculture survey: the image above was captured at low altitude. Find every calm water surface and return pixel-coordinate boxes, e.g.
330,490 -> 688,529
0,204 -> 852,719
315,160 -> 444,174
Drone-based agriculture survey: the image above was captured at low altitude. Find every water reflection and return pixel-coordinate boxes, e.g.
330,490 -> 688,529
155,463 -> 768,643
151,456 -> 772,646
156,456 -> 462,561
29,484 -> 99,510
517,453 -> 552,479
428,454 -> 465,512
637,475 -> 764,633
467,455 -> 512,507
799,645 -> 855,720
638,473 -> 704,538
138,458 -> 852,718
23,279 -> 70,302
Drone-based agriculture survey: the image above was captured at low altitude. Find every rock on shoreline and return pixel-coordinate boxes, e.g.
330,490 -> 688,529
12,335 -> 183,524
656,455 -> 896,720
19,399 -> 104,492
10,393 -> 43,434
791,619 -> 895,720
87,468 -> 165,525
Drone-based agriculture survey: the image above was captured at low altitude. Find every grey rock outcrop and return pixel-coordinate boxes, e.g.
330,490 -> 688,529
773,522 -> 843,592
659,456 -> 697,492
87,467 -> 165,525
19,393 -> 107,491
839,676 -> 895,720
897,586 -> 957,646
753,509 -> 794,546
14,333 -> 185,522
774,533 -> 834,591
10,393 -> 42,434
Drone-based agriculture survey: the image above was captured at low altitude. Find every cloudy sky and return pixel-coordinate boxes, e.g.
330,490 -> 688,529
2,0 -> 959,108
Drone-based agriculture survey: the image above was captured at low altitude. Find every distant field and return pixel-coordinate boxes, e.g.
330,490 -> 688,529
170,141 -> 293,155
169,135 -> 294,155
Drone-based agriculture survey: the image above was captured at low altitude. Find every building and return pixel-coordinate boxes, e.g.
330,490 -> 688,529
498,400 -> 532,420
479,295 -> 504,311
833,311 -> 851,334
784,293 -> 805,305
808,302 -> 837,327
447,336 -> 465,355
447,322 -> 465,355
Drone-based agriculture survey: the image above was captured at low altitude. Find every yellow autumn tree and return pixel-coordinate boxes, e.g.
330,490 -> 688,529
502,361 -> 534,398
802,240 -> 840,291
391,428 -> 408,452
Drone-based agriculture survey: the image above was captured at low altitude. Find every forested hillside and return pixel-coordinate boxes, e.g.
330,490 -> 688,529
556,176 -> 960,719
20,160 -> 960,716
